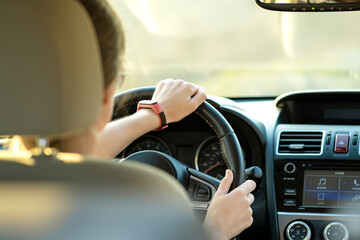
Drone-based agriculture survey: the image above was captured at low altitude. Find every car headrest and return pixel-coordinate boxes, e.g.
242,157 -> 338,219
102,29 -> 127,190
0,0 -> 103,138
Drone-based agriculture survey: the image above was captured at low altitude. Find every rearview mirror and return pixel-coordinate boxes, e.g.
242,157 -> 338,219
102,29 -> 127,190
256,0 -> 360,11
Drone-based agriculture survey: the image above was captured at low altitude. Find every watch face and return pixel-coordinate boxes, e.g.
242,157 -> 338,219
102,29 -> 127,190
138,100 -> 158,105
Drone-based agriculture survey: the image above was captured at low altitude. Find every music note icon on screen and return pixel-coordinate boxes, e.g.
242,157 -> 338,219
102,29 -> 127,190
318,178 -> 326,186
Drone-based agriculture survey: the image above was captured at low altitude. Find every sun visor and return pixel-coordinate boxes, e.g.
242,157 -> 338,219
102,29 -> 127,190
0,0 -> 103,138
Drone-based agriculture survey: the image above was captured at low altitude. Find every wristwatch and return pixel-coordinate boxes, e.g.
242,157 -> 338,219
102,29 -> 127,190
137,100 -> 168,131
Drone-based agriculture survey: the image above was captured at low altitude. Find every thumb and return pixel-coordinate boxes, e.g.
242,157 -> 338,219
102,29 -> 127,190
215,169 -> 233,197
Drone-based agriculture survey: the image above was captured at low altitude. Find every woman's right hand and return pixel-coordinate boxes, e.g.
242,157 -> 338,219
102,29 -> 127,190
203,170 -> 256,240
151,79 -> 207,124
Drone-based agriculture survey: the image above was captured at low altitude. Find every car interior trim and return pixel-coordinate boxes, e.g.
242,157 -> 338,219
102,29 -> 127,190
275,130 -> 326,156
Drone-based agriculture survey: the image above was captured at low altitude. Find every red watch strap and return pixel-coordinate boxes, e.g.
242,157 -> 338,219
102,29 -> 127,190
155,111 -> 167,131
137,101 -> 167,131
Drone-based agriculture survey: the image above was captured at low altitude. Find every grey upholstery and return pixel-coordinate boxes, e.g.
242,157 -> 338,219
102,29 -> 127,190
0,0 -> 102,137
0,1 -> 208,239
0,157 -> 206,240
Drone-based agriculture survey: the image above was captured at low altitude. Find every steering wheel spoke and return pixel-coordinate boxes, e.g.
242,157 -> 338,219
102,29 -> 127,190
123,150 -> 220,210
187,170 -> 219,210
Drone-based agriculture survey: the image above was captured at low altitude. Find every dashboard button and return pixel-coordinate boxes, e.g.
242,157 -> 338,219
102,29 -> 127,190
284,199 -> 296,206
286,221 -> 311,240
194,183 -> 211,201
323,222 -> 349,240
353,134 -> 358,146
326,134 -> 331,145
284,188 -> 297,196
334,134 -> 349,153
284,163 -> 297,175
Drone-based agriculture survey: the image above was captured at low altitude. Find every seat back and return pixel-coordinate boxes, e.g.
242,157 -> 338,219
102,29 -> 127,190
0,1 -> 207,239
0,0 -> 102,137
0,154 -> 206,240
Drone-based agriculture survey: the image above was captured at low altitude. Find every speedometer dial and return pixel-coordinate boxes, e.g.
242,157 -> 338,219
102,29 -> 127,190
195,137 -> 227,179
123,135 -> 171,157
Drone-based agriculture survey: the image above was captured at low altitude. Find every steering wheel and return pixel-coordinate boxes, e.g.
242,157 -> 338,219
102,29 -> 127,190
112,87 -> 245,209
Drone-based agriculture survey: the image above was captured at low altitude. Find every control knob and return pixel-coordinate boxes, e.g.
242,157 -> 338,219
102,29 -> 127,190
286,221 -> 311,240
323,222 -> 349,240
284,162 -> 297,175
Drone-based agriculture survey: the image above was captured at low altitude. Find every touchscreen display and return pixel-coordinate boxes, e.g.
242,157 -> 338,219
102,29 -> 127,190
303,170 -> 360,208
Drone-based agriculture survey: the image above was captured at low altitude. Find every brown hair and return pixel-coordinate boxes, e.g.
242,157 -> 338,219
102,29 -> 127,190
78,0 -> 125,88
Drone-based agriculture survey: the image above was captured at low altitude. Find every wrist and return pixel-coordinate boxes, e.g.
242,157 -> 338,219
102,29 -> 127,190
136,108 -> 160,130
203,222 -> 227,240
204,214 -> 228,240
136,100 -> 168,131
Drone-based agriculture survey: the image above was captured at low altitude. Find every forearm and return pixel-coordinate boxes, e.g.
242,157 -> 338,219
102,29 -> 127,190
97,109 -> 159,158
97,79 -> 207,158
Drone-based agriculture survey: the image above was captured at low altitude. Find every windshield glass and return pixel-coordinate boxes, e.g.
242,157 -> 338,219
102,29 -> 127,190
108,0 -> 360,97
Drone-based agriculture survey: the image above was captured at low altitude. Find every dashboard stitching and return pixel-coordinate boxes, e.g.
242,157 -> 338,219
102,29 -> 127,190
194,111 -> 230,170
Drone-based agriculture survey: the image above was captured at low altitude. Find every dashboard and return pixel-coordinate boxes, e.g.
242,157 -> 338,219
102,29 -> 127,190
121,134 -> 228,179
115,90 -> 360,240
114,96 -> 267,238
270,91 -> 360,240
117,99 -> 265,181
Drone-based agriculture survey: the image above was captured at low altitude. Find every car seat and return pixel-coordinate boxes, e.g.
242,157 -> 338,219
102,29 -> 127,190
0,1 -> 207,239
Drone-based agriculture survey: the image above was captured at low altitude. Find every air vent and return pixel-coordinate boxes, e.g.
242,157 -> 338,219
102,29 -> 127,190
278,131 -> 323,154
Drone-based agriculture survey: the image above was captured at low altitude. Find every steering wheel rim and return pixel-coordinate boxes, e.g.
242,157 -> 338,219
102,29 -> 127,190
112,86 -> 245,189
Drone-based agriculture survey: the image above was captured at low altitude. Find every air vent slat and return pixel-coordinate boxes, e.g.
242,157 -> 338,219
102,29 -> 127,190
280,139 -> 322,142
281,134 -> 322,138
278,131 -> 323,154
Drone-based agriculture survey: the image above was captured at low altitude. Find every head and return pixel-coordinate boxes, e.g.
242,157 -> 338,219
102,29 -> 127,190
10,0 -> 125,153
79,0 -> 125,132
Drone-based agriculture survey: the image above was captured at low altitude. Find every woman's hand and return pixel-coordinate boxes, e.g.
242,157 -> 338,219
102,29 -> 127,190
204,170 -> 256,240
151,79 -> 207,124
98,79 -> 206,158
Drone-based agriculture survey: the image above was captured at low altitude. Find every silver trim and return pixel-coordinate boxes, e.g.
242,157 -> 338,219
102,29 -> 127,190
189,175 -> 216,210
194,136 -> 222,172
278,212 -> 360,219
276,130 -> 326,156
122,135 -> 171,158
323,222 -> 349,240
278,212 -> 360,240
286,221 -> 311,240
195,136 -> 246,177
284,162 -> 296,174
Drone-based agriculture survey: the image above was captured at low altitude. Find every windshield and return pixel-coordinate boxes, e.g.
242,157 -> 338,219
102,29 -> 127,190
108,0 -> 360,98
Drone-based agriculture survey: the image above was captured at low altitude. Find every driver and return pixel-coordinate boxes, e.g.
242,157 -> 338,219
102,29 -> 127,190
14,0 -> 256,239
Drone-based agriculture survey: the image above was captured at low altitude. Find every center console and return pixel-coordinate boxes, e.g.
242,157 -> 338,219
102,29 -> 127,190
275,125 -> 360,240
272,91 -> 360,240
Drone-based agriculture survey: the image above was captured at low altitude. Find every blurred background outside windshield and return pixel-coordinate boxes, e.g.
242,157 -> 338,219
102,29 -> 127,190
109,0 -> 360,97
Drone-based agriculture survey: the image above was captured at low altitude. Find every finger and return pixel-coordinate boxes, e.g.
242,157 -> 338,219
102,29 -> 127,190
156,79 -> 172,89
234,180 -> 256,195
184,82 -> 200,96
248,193 -> 255,205
174,79 -> 185,85
189,87 -> 207,107
152,79 -> 173,99
215,169 -> 233,196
